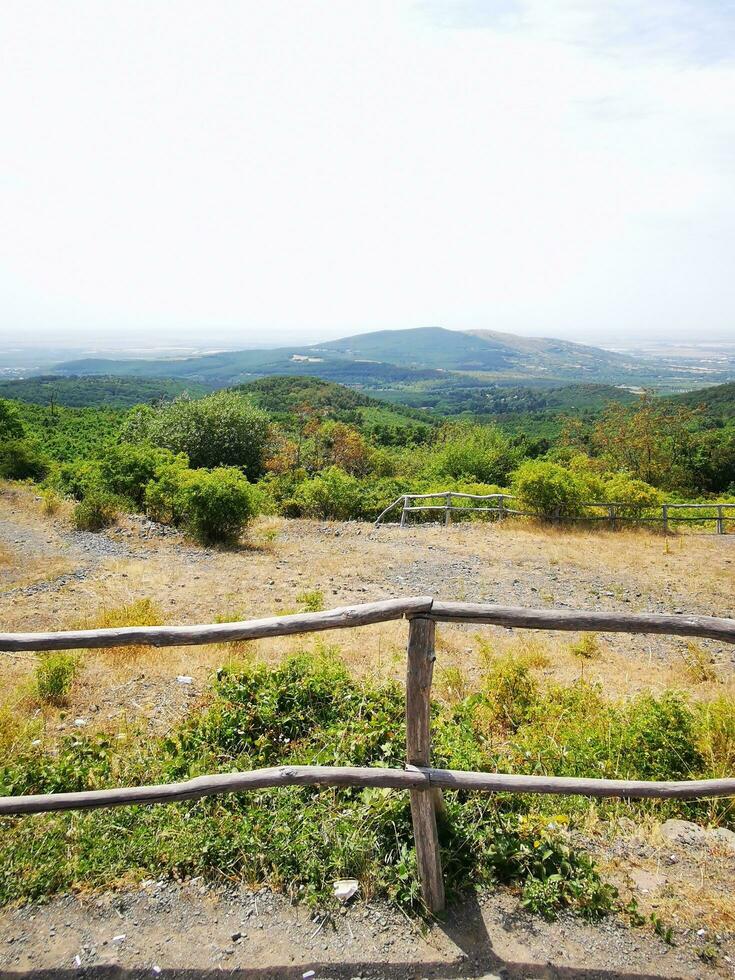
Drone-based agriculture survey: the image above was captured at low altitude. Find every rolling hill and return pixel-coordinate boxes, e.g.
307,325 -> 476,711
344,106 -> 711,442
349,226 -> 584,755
53,326 -> 680,387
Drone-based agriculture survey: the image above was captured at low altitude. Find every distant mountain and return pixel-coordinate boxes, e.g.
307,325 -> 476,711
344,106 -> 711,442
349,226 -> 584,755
53,326 -> 731,391
317,326 -> 640,374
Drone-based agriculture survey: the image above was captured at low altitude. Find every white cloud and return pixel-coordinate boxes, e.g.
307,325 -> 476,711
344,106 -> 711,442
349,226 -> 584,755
0,0 -> 733,344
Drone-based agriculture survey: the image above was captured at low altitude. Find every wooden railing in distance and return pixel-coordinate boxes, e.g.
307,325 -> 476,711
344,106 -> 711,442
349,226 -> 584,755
374,492 -> 735,534
2,598 -> 735,914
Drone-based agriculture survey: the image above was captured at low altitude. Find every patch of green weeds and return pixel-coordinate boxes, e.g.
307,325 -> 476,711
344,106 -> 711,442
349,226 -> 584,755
1,648 -> 734,923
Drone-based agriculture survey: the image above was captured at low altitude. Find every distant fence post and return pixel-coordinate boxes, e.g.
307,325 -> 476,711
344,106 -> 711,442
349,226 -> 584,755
400,496 -> 408,529
662,504 -> 669,535
405,616 -> 445,914
497,495 -> 505,522
717,505 -> 725,535
608,504 -> 616,531
444,493 -> 452,527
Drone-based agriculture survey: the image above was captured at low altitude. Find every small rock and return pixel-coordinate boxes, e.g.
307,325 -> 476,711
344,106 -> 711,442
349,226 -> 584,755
659,819 -> 707,847
629,868 -> 667,894
708,827 -> 735,854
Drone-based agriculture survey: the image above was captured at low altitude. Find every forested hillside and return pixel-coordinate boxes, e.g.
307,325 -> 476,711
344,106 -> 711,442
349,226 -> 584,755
0,375 -> 214,408
1,374 -> 733,546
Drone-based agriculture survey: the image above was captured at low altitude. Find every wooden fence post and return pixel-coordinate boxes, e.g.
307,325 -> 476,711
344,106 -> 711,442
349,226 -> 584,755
406,616 -> 445,914
497,496 -> 505,522
444,493 -> 452,527
662,504 -> 668,535
400,496 -> 408,529
717,505 -> 724,535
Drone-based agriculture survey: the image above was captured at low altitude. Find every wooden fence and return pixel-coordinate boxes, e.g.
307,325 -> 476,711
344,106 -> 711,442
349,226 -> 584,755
1,596 -> 735,914
374,492 -> 735,534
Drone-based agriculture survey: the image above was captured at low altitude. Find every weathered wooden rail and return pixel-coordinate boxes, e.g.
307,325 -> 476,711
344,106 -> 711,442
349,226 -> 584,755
2,597 -> 735,914
374,492 -> 735,534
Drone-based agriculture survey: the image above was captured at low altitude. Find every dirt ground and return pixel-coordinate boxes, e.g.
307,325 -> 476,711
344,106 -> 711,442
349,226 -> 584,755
0,484 -> 734,979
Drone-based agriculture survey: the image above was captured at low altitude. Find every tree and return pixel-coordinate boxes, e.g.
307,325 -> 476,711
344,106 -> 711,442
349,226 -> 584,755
0,399 -> 25,442
121,391 -> 271,475
591,396 -> 699,490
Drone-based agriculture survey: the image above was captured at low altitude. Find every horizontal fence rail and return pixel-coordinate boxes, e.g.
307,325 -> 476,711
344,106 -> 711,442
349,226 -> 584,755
374,492 -> 735,534
2,597 -> 734,914
3,765 -> 735,817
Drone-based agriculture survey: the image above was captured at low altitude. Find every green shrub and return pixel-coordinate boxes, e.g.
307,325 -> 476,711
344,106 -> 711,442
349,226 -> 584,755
71,492 -> 119,532
0,399 -> 25,441
178,466 -> 258,544
603,473 -> 663,517
511,460 -> 584,518
144,462 -> 193,525
99,444 -> 187,507
36,653 -> 78,706
294,467 -> 363,520
433,424 -> 520,484
123,391 -> 271,475
53,459 -> 103,500
0,440 -> 49,481
482,656 -> 539,732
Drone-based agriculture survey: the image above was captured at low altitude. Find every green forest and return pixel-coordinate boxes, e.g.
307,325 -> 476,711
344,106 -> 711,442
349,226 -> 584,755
1,375 -> 734,544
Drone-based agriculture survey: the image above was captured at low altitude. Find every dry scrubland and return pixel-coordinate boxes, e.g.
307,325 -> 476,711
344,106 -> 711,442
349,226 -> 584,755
1,482 -> 735,977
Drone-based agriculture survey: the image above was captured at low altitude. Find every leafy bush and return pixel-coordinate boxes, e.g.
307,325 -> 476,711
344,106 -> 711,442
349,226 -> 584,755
293,467 -> 364,520
0,440 -> 49,480
99,444 -> 187,507
143,460 -> 193,525
433,424 -> 520,484
123,391 -> 271,475
512,460 -> 584,518
481,656 -> 539,732
53,459 -> 103,500
603,473 -> 663,517
178,466 -> 259,544
71,492 -> 119,532
35,653 -> 78,706
40,488 -> 61,516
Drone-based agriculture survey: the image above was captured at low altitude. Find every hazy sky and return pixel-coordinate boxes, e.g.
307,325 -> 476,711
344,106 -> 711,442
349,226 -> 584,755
1,0 -> 734,348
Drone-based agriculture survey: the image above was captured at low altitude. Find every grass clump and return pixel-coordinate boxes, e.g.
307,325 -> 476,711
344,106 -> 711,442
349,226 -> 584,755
40,488 -> 61,517
71,491 -> 119,532
681,642 -> 718,684
35,652 -> 78,706
83,599 -> 164,659
296,589 -> 325,613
